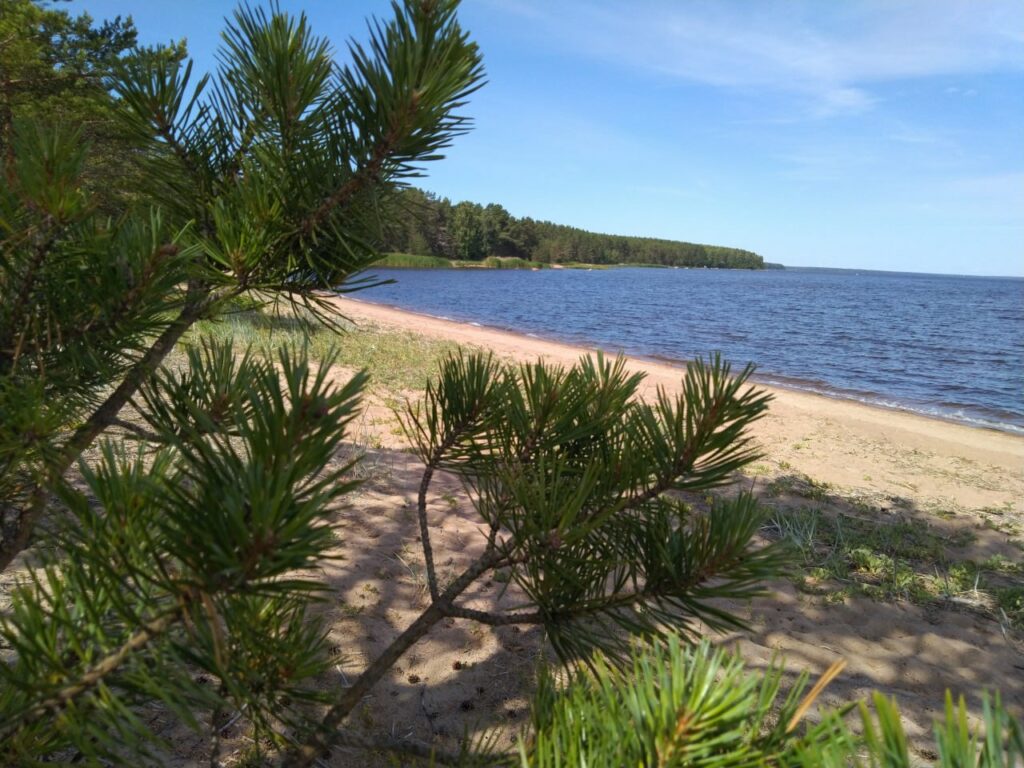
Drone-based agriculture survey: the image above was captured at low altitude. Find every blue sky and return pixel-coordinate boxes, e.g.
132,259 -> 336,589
71,0 -> 1024,276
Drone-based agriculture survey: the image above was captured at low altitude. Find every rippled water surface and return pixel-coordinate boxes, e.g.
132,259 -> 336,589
355,267 -> 1024,433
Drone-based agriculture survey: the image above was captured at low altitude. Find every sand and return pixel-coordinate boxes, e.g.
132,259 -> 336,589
334,296 -> 1023,512
290,295 -> 1023,766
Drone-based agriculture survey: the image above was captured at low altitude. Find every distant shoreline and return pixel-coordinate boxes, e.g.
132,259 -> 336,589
374,253 -> 771,271
375,254 -> 1023,279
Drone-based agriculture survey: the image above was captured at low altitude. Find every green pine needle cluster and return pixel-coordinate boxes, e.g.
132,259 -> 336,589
523,637 -> 1024,768
0,340 -> 365,762
400,352 -> 786,665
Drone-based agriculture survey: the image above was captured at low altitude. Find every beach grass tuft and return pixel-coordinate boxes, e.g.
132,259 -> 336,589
189,308 -> 469,393
764,497 -> 1022,623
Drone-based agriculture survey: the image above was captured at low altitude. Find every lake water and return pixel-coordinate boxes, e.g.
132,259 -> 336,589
354,267 -> 1024,434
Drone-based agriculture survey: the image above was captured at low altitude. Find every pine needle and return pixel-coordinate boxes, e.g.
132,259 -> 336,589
786,658 -> 847,733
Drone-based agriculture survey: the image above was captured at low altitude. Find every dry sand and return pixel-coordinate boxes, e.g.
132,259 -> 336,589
287,295 -> 1024,766
333,296 -> 1023,512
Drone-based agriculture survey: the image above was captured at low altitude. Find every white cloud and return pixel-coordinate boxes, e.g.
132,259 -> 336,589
496,0 -> 1024,117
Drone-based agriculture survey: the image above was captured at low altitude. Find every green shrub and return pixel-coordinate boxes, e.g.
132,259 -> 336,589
376,252 -> 454,268
481,255 -> 545,269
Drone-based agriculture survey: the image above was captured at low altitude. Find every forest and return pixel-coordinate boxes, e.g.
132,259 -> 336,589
382,188 -> 766,268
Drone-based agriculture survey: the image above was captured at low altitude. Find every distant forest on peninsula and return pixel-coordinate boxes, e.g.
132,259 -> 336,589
382,188 -> 767,269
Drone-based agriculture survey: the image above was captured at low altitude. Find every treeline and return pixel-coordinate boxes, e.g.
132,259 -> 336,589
381,188 -> 765,269
0,0 -> 187,216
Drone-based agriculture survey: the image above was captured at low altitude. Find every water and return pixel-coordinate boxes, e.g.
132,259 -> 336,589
353,267 -> 1024,434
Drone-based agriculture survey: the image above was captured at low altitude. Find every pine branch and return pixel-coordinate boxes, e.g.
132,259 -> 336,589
109,416 -> 166,444
298,143 -> 391,238
416,460 -> 442,601
445,605 -> 543,626
0,606 -> 183,742
416,421 -> 483,601
0,286 -> 222,572
2,217 -> 57,372
325,728 -> 501,767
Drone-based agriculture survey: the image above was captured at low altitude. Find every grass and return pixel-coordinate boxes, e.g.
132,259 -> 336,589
189,307 -> 469,394
996,586 -> 1024,627
765,501 -> 1024,626
375,252 -> 454,268
766,473 -> 832,502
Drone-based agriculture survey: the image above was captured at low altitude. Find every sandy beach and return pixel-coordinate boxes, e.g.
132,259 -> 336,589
102,294 -> 1024,764
241,294 -> 1021,765
335,295 -> 1024,510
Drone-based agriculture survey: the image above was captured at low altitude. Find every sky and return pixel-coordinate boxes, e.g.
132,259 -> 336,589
69,0 -> 1024,276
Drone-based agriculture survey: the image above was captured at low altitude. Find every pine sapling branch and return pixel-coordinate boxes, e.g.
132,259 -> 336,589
0,606 -> 184,742
0,285 -> 231,573
445,605 -> 543,626
416,427 -> 471,601
417,460 -> 442,601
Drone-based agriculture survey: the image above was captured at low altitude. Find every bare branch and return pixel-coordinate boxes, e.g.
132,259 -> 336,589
444,605 -> 543,626
108,417 -> 167,444
416,462 -> 441,601
279,549 -> 503,768
325,728 -> 498,767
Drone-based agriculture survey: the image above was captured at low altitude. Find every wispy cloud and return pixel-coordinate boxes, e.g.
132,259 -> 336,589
494,0 -> 1024,117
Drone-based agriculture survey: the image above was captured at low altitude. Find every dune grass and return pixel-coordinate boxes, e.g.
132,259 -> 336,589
764,481 -> 1023,626
189,307 -> 469,394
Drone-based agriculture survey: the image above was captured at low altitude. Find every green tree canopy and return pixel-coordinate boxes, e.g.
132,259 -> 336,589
380,186 -> 765,268
0,0 -> 188,212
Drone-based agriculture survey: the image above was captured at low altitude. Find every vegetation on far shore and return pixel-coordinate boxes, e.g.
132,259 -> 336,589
380,187 -> 766,269
375,252 -> 758,271
375,253 -> 549,270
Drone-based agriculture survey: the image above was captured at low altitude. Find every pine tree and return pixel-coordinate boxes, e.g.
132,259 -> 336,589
0,0 -> 484,572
